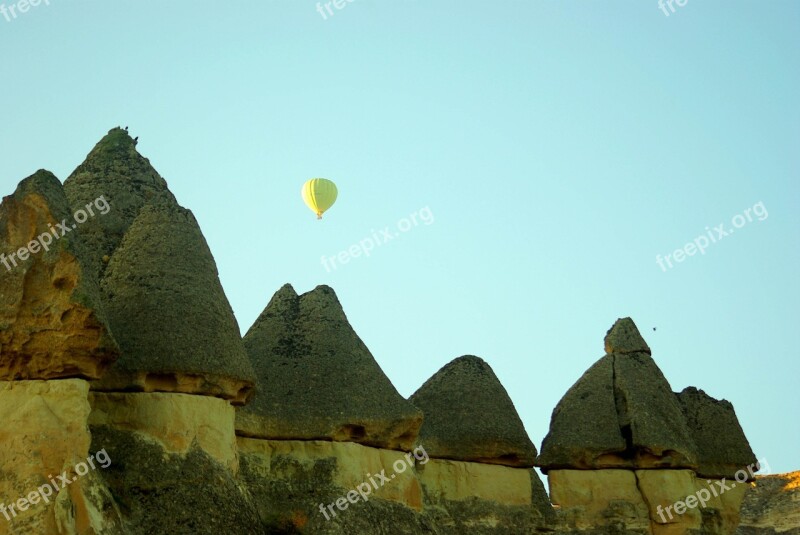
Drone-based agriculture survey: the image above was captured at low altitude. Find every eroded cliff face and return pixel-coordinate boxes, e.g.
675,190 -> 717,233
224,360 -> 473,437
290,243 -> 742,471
737,472 -> 800,535
0,171 -> 118,381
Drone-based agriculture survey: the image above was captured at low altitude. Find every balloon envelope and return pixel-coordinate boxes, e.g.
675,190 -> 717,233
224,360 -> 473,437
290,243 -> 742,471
301,178 -> 338,219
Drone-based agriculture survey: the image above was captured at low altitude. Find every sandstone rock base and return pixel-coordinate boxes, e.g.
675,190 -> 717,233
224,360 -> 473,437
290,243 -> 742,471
0,380 -> 121,535
238,438 -> 423,509
89,391 -> 238,472
418,458 -> 532,506
549,469 -> 749,535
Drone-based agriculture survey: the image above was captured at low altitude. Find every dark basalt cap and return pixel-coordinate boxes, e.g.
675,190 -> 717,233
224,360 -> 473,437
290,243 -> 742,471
677,387 -> 758,480
410,355 -> 538,467
64,127 -> 177,280
535,355 -> 626,471
236,284 -> 422,450
537,318 -> 698,472
604,317 -> 651,355
95,201 -> 255,404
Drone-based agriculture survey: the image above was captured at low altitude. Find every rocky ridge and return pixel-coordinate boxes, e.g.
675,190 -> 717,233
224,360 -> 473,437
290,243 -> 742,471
0,129 -> 792,535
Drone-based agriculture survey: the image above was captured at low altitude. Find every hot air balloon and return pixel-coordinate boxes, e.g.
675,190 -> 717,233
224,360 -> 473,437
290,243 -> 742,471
301,178 -> 338,219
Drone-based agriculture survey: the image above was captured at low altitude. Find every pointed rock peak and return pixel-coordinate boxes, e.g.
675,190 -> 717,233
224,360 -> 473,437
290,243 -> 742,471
264,283 -> 299,311
298,284 -> 348,321
276,283 -> 298,297
410,355 -> 537,467
537,322 -> 697,472
12,169 -> 62,199
95,201 -> 255,404
439,354 -> 492,373
238,284 -> 422,450
243,284 -> 300,340
310,284 -> 336,294
604,317 -> 651,355
0,171 -> 119,380
63,127 -> 177,280
301,284 -> 341,304
88,127 -> 138,156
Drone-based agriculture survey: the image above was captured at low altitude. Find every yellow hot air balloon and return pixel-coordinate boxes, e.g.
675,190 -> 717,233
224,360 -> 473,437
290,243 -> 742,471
301,178 -> 338,219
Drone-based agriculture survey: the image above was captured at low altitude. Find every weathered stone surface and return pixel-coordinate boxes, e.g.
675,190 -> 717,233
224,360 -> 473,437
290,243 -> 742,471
238,437 -> 437,534
409,355 -> 537,467
636,469 -> 702,533
238,438 -> 423,509
89,392 -> 238,472
538,318 -> 698,471
700,477 -> 749,535
0,171 -> 118,380
737,471 -> 800,535
536,355 -> 627,471
421,462 -> 553,535
614,351 -> 698,469
549,468 -> 749,535
0,380 -> 123,535
94,202 -> 255,404
237,284 -> 422,450
418,458 -> 533,506
605,317 -> 651,355
235,437 -> 553,535
63,127 -> 177,281
548,469 -> 650,532
89,426 -> 261,535
676,387 -> 758,480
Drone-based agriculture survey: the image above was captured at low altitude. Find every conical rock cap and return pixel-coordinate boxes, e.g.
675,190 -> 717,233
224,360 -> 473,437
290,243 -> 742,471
64,127 -> 177,280
537,318 -> 698,471
95,202 -> 254,403
237,284 -> 422,450
410,355 -> 538,467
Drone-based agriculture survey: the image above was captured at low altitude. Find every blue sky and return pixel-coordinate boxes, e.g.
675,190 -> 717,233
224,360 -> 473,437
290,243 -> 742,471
1,1 -> 798,475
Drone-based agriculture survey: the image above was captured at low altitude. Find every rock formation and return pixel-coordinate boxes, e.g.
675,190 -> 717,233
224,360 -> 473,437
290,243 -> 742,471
0,170 -> 118,380
0,130 -> 791,535
537,317 -> 698,471
236,283 -> 421,449
63,127 -> 177,280
94,202 -> 255,404
0,380 -> 123,534
409,355 -> 537,467
737,471 -> 800,535
677,387 -> 758,480
408,355 -> 553,533
537,317 -> 759,535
